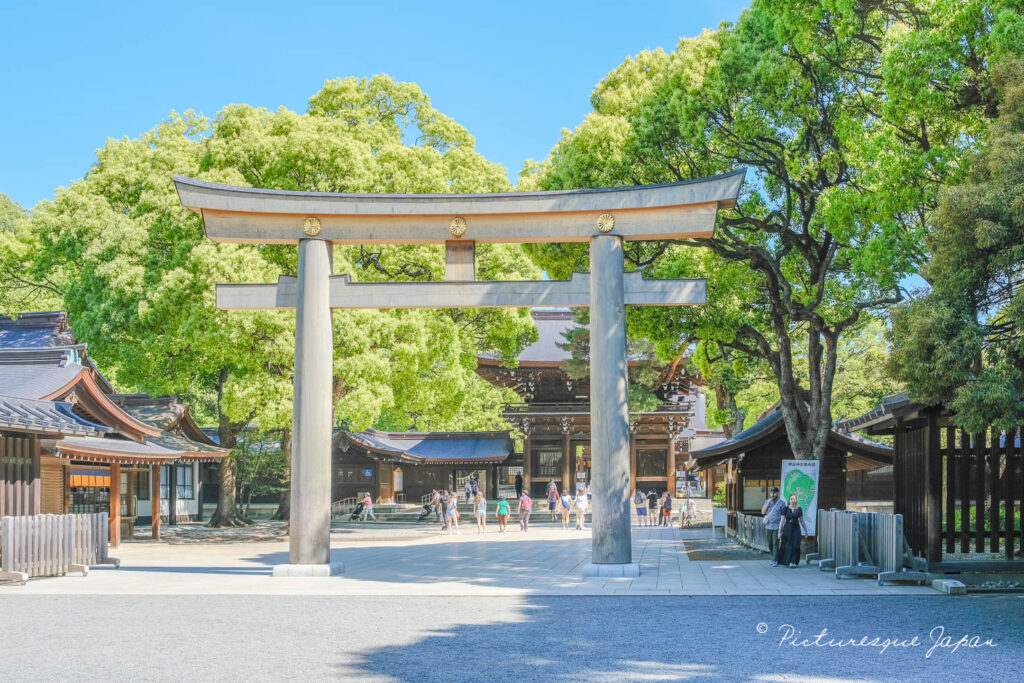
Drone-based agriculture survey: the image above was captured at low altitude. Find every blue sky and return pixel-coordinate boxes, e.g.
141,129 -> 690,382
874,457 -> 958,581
0,1 -> 749,209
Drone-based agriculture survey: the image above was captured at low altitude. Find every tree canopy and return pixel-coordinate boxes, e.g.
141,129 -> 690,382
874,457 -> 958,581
889,59 -> 1024,432
522,0 -> 1023,454
2,75 -> 539,522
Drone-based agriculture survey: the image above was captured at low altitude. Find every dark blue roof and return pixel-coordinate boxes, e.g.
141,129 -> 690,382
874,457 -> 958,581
343,430 -> 513,463
0,312 -> 75,349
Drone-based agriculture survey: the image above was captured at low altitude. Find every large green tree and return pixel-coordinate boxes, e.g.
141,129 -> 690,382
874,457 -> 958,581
889,59 -> 1024,432
523,0 -> 1022,458
5,76 -> 538,524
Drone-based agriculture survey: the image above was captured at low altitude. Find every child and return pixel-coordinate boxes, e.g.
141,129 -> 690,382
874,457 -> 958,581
474,491 -> 487,534
559,489 -> 572,529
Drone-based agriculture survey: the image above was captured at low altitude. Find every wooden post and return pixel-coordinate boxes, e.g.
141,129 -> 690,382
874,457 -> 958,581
151,463 -> 161,540
562,432 -> 571,494
109,462 -> 121,548
127,470 -> 137,517
195,465 -> 204,522
667,438 -> 677,499
990,426 -> 1001,554
523,431 -> 532,497
975,431 -> 985,553
168,463 -> 178,526
923,412 -> 941,564
629,428 -> 637,496
30,437 -> 41,516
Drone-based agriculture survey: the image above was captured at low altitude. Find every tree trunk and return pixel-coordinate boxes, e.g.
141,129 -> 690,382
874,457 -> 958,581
271,427 -> 292,521
208,368 -> 250,527
714,384 -> 746,439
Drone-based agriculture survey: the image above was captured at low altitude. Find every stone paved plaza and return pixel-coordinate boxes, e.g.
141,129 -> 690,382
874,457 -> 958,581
7,524 -> 937,597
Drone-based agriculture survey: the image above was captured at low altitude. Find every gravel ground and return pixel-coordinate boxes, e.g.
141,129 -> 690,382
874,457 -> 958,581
1,594 -> 1020,681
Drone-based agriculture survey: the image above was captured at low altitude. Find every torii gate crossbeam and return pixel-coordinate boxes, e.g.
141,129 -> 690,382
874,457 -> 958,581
175,169 -> 745,578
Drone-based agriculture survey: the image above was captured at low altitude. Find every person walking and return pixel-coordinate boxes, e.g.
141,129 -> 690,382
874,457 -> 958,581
518,491 -> 532,532
775,493 -> 808,567
559,489 -> 572,529
547,481 -> 560,521
495,495 -> 510,533
359,491 -> 376,522
474,491 -> 487,534
514,473 -> 523,499
431,489 -> 442,525
634,489 -> 647,527
438,490 -> 451,533
573,489 -> 588,530
646,490 -> 658,527
447,491 -> 461,535
660,492 -> 673,527
683,495 -> 697,528
464,478 -> 472,503
761,486 -> 786,565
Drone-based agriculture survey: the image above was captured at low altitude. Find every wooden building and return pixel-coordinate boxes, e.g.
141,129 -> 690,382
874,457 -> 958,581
477,310 -> 708,499
839,394 -> 1024,564
334,430 -> 515,502
691,407 -> 893,515
331,310 -> 723,503
0,312 -> 228,545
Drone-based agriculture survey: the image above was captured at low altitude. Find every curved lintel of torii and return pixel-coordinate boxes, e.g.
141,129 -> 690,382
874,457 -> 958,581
173,169 -> 745,245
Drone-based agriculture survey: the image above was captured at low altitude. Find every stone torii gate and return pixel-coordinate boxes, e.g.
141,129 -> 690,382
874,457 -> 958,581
175,170 -> 744,577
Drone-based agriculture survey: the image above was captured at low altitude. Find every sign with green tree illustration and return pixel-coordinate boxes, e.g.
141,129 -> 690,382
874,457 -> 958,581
780,460 -> 820,535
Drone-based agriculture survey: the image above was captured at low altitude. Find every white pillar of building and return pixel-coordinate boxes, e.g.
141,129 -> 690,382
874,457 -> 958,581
274,237 -> 343,576
584,235 -> 638,577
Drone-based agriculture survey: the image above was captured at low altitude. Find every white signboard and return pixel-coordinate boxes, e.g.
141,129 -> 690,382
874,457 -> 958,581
780,459 -> 820,536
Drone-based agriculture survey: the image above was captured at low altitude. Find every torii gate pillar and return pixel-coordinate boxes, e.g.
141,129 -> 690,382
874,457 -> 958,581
587,235 -> 635,574
284,238 -> 338,573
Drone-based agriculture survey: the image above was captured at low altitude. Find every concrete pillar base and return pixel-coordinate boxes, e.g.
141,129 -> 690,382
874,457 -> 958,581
582,562 -> 640,578
272,562 -> 346,578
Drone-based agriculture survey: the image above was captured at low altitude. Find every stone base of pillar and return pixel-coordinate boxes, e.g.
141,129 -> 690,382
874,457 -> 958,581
272,562 -> 345,578
582,562 -> 640,578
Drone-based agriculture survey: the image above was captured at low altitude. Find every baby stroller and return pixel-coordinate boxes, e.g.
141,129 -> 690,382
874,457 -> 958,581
349,502 -> 365,521
417,503 -> 434,522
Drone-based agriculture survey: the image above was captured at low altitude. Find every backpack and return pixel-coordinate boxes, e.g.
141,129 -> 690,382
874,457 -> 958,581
634,492 -> 644,505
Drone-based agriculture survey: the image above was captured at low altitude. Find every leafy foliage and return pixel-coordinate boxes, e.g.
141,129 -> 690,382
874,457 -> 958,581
523,1 -> 1021,456
3,76 -> 540,522
889,60 -> 1024,432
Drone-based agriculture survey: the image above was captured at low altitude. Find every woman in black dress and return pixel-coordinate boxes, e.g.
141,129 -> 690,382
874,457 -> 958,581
775,494 -> 808,567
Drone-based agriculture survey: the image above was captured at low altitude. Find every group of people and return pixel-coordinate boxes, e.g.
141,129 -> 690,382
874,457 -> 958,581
542,480 -> 589,530
761,486 -> 808,567
633,489 -> 675,527
421,480 -> 592,535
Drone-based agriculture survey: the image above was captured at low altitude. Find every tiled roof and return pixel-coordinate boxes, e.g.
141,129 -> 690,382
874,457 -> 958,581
342,430 -> 514,463
0,312 -> 75,348
0,362 -> 83,400
0,394 -> 108,436
55,435 -> 183,463
690,406 -> 892,468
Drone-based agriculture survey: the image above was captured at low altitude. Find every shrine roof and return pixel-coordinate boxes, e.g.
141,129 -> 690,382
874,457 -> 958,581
339,429 -> 514,464
690,407 -> 892,470
0,394 -> 109,437
0,312 -> 75,348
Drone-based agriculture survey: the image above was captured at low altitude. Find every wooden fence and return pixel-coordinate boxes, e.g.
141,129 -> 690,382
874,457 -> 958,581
0,512 -> 116,583
732,512 -> 769,552
0,436 -> 40,517
896,417 -> 1023,562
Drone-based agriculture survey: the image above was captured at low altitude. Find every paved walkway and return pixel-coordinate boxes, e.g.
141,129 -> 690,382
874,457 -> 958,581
6,525 -> 938,596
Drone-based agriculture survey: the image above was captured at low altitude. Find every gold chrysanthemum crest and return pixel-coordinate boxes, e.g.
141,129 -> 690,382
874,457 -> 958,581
449,217 -> 467,238
596,213 -> 615,233
303,217 -> 322,237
